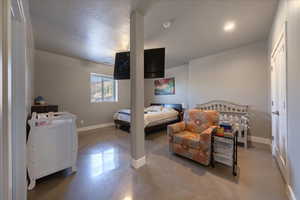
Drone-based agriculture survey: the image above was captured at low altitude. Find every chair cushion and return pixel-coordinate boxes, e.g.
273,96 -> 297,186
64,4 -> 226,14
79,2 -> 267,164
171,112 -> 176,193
173,131 -> 201,149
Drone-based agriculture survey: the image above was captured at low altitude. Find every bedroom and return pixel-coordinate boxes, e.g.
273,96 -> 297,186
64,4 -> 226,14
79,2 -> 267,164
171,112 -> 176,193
2,0 -> 300,200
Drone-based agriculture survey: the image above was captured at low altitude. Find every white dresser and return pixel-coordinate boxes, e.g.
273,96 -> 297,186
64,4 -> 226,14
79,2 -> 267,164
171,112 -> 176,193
27,112 -> 78,190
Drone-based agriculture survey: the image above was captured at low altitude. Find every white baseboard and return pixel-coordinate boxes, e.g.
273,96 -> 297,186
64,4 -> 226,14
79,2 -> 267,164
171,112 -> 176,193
248,136 -> 272,145
77,122 -> 114,133
131,156 -> 146,169
287,184 -> 297,200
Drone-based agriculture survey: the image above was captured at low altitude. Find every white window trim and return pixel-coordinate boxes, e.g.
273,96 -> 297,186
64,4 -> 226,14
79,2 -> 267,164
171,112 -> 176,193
90,73 -> 118,103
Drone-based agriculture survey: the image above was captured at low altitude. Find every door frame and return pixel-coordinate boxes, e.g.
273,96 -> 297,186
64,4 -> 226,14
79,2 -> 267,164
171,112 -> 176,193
0,0 -> 13,199
11,0 -> 27,199
270,21 -> 289,184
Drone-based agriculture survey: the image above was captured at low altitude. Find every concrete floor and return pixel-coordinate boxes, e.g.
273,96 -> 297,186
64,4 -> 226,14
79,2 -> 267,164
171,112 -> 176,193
28,127 -> 288,200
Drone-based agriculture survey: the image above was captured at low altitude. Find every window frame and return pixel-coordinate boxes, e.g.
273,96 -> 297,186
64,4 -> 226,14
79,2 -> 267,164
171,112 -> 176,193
90,73 -> 118,103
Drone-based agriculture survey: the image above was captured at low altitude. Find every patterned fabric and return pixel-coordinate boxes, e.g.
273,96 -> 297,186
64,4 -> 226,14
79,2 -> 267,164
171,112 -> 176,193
168,110 -> 219,166
173,131 -> 200,149
168,121 -> 186,133
184,109 -> 219,133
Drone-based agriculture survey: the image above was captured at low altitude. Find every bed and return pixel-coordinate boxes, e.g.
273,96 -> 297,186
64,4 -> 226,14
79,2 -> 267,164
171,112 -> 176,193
113,103 -> 183,133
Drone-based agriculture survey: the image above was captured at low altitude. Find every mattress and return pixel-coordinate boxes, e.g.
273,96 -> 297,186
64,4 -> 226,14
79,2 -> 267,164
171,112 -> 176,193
113,108 -> 179,127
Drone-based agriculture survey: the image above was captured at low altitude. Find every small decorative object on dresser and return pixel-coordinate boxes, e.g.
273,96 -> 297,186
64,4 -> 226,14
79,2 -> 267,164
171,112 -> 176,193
196,100 -> 249,148
34,96 -> 46,105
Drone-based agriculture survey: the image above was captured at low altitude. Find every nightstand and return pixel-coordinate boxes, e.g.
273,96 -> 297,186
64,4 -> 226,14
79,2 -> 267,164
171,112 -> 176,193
31,105 -> 58,114
179,109 -> 185,121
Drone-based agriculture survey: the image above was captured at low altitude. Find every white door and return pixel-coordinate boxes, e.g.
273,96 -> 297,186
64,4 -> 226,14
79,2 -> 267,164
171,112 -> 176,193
271,29 -> 288,182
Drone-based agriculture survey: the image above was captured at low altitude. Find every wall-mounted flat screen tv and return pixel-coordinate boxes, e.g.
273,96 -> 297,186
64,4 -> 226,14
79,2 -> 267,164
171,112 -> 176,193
113,48 -> 165,80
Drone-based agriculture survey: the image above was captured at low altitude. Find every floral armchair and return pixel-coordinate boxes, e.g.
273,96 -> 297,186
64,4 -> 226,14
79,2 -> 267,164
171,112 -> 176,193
167,109 -> 219,166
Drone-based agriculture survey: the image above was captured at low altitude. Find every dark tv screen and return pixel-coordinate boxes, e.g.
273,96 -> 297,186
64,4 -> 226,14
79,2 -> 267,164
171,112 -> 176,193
113,48 -> 165,80
113,51 -> 130,80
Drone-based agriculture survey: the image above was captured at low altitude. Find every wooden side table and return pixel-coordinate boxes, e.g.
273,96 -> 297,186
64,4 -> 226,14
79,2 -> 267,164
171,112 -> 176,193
31,105 -> 58,114
179,110 -> 185,121
211,131 -> 238,176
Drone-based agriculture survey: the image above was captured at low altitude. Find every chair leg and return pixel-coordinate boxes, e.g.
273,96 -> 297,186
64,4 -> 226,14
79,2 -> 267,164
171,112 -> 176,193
28,177 -> 36,190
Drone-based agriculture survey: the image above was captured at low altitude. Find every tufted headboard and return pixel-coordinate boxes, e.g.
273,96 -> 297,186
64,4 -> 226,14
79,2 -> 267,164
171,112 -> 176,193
195,100 -> 248,114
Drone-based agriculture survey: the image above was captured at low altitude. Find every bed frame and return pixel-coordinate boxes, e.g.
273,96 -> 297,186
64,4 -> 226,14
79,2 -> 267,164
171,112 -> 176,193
114,103 -> 183,134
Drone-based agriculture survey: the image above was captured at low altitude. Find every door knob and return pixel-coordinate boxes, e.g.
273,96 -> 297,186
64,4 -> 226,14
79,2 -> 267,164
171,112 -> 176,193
272,111 -> 280,116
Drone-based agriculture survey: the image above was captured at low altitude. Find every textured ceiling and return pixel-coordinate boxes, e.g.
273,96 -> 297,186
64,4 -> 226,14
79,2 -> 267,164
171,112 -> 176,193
29,0 -> 278,68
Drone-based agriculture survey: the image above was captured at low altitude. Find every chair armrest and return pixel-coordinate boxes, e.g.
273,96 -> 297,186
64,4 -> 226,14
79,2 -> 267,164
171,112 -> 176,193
167,121 -> 186,136
199,126 -> 217,142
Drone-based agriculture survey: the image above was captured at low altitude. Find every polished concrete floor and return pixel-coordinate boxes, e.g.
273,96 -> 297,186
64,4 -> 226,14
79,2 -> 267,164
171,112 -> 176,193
28,127 -> 288,200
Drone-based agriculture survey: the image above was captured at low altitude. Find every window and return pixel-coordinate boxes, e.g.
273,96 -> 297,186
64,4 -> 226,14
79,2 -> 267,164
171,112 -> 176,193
90,73 -> 118,102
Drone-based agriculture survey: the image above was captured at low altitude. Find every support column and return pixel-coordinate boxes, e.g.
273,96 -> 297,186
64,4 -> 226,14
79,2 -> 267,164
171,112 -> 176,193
130,10 -> 145,169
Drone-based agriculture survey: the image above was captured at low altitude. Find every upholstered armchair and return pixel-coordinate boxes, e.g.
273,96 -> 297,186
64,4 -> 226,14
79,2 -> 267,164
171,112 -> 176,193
168,109 -> 219,166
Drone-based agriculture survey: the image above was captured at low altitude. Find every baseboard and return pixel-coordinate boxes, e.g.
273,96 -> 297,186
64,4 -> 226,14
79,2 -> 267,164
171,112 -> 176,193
248,136 -> 272,145
77,122 -> 114,133
131,156 -> 146,169
287,184 -> 297,200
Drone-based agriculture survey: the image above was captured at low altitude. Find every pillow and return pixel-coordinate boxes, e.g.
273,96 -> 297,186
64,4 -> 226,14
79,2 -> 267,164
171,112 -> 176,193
161,107 -> 175,112
145,105 -> 163,112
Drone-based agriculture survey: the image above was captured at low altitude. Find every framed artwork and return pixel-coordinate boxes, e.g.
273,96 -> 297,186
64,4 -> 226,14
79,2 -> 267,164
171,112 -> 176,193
154,77 -> 175,95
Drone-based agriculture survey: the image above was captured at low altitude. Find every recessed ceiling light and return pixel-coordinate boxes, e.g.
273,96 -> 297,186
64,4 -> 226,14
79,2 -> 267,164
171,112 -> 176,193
224,21 -> 236,32
162,21 -> 172,29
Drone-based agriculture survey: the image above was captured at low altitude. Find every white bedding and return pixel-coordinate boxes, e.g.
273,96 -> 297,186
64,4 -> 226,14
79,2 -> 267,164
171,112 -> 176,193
113,108 -> 179,127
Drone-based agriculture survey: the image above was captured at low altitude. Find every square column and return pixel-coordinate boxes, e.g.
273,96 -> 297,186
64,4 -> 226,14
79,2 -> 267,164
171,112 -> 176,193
130,10 -> 145,169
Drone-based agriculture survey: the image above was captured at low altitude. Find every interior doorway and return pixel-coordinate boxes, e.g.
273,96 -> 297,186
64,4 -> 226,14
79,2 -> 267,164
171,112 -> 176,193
270,24 -> 288,183
1,0 -> 13,199
1,0 -> 28,199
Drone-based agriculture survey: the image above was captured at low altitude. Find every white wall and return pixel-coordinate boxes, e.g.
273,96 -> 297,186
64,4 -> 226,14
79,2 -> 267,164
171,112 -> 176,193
287,2 -> 300,199
144,64 -> 189,107
268,0 -> 287,55
34,50 -> 131,127
188,41 -> 270,139
269,0 -> 300,198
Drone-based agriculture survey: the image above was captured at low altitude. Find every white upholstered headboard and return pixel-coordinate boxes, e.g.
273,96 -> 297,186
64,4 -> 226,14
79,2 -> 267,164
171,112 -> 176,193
195,100 -> 248,114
